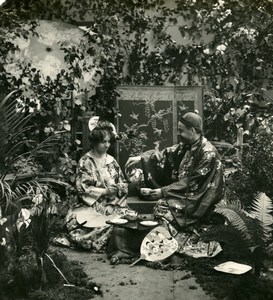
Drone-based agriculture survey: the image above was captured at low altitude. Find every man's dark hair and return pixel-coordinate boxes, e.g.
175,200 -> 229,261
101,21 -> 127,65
180,112 -> 203,134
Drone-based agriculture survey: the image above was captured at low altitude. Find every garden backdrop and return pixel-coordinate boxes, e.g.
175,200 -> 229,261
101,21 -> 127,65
1,1 -> 273,299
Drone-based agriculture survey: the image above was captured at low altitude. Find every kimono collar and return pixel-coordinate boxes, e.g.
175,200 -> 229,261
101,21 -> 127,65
87,151 -> 114,164
183,136 -> 203,152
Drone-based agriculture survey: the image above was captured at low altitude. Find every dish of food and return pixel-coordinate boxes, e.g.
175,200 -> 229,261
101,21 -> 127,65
124,210 -> 138,221
110,218 -> 128,225
214,261 -> 252,275
140,220 -> 158,227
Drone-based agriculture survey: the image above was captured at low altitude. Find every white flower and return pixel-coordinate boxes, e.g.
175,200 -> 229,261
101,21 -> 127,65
203,48 -> 210,54
216,44 -> 227,52
16,208 -> 31,231
44,127 -> 51,134
225,9 -> 231,16
32,194 -> 44,205
1,238 -> 6,246
224,22 -> 232,28
4,63 -> 17,74
0,218 -> 7,226
200,167 -> 209,175
47,205 -> 58,215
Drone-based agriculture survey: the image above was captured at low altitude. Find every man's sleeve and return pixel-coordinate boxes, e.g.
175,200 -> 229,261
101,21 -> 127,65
140,147 -> 174,188
161,151 -> 217,202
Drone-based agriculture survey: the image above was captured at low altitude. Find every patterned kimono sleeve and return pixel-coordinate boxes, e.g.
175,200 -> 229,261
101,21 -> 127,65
113,159 -> 128,197
76,156 -> 105,206
163,148 -> 224,227
161,150 -> 216,202
161,176 -> 188,200
190,151 -> 217,181
141,146 -> 179,188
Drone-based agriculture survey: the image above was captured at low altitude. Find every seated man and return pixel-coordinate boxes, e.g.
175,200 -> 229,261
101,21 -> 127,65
107,112 -> 225,262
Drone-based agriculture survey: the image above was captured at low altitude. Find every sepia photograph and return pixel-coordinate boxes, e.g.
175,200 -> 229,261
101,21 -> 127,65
1,0 -> 273,299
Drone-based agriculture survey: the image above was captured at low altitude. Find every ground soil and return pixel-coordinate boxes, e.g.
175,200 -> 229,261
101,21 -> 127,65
61,247 -> 273,300
61,247 -> 213,300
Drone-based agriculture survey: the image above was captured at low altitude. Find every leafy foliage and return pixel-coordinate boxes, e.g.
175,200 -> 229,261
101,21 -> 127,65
203,193 -> 273,258
251,193 -> 273,242
2,0 -> 273,156
226,121 -> 273,206
0,90 -> 69,293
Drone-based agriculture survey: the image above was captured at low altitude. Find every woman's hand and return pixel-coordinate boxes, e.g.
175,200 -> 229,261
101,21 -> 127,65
149,188 -> 163,200
116,182 -> 128,197
105,204 -> 114,215
125,156 -> 141,169
105,186 -> 118,201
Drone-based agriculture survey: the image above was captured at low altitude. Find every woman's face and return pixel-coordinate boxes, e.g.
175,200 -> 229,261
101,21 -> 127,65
93,132 -> 111,154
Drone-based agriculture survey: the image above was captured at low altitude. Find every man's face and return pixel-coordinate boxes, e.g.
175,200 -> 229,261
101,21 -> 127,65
177,121 -> 193,144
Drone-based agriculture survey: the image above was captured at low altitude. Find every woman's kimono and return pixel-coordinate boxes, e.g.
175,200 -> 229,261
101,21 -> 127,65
66,151 -> 128,251
141,136 -> 225,228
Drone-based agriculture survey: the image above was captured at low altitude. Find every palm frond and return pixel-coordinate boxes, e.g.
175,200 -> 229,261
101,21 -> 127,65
8,125 -> 36,143
8,113 -> 32,135
1,179 -> 46,208
37,178 -> 69,187
5,140 -> 35,160
0,90 -> 18,110
0,91 -> 33,168
249,192 -> 273,242
0,180 -> 13,206
215,201 -> 252,243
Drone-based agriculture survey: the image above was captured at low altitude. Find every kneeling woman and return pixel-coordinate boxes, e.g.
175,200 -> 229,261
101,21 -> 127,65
66,119 -> 129,251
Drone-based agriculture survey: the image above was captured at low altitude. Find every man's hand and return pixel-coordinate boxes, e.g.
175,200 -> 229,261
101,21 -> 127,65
125,156 -> 141,169
149,188 -> 163,200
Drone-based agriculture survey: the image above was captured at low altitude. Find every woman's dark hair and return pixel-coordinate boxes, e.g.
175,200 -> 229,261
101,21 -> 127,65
88,121 -> 116,148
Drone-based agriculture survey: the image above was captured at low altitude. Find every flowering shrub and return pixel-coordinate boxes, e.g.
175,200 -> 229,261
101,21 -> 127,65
226,116 -> 273,207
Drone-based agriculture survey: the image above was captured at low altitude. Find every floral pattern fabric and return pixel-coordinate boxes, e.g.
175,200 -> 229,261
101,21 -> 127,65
141,137 -> 225,228
66,151 -> 129,251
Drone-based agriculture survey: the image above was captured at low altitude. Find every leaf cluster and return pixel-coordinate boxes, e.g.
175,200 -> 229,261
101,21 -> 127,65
202,193 -> 273,259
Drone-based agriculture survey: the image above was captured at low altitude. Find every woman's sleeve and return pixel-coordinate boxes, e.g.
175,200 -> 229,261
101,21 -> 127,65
76,157 -> 106,206
115,160 -> 129,197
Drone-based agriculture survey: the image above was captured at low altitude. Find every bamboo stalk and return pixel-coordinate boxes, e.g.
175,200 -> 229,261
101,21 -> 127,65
45,253 -> 75,287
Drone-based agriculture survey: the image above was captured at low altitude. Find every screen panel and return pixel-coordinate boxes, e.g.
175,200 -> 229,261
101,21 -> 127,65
116,85 -> 203,169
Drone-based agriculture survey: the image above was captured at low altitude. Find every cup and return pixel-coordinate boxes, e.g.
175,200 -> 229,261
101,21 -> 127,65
140,187 -> 152,197
125,209 -> 138,221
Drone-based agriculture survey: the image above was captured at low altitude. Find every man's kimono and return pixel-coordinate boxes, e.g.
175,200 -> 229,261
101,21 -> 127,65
141,137 -> 225,227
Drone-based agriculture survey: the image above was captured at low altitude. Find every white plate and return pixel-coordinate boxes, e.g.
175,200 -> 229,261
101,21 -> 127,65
111,218 -> 128,225
214,261 -> 252,275
75,207 -> 119,228
140,220 -> 158,227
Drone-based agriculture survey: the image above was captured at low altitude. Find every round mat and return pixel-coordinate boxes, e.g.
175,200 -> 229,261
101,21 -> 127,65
75,207 -> 119,228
